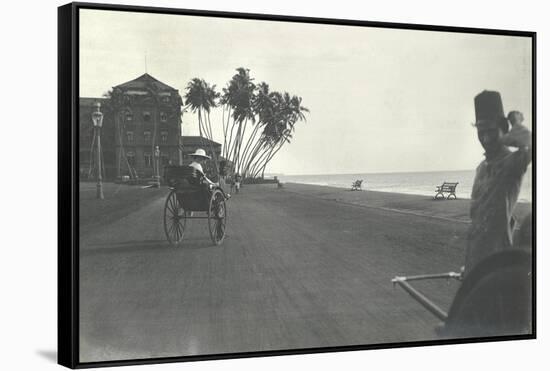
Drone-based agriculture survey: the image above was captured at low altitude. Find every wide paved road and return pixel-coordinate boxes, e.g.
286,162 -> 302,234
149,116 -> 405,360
79,185 -> 467,362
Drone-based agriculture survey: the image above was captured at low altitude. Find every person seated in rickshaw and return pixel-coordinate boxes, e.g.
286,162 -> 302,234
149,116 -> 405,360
187,148 -> 218,188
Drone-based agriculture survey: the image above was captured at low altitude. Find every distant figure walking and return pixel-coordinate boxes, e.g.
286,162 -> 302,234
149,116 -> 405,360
463,91 -> 532,276
234,173 -> 242,194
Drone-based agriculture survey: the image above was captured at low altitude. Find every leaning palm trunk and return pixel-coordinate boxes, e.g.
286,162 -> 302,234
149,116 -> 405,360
232,119 -> 248,173
250,148 -> 273,178
242,136 -> 268,177
204,111 -> 215,142
239,122 -> 263,176
196,110 -> 206,142
249,141 -> 274,178
223,108 -> 235,160
227,120 -> 239,165
221,107 -> 228,157
226,116 -> 240,164
235,118 -> 250,173
204,112 -> 220,177
252,136 -> 287,178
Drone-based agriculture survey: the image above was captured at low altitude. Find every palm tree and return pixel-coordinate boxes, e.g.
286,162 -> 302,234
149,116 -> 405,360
184,68 -> 309,181
239,82 -> 273,177
184,78 -> 220,176
246,91 -> 288,177
220,68 -> 256,174
249,92 -> 309,178
184,78 -> 219,140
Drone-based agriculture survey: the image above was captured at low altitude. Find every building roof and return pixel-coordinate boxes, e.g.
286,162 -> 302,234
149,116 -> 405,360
181,136 -> 221,147
113,73 -> 178,92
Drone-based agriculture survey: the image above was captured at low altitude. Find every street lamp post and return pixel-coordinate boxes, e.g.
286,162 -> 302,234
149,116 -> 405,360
154,145 -> 161,188
92,102 -> 104,199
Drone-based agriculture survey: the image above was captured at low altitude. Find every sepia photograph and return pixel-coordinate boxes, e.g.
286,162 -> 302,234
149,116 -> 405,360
73,4 -> 533,366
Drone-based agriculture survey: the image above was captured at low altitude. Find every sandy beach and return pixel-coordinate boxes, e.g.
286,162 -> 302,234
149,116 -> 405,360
279,182 -> 532,225
79,182 -> 533,362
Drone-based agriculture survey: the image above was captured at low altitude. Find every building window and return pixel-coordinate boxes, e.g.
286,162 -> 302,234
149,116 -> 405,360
125,111 -> 133,121
144,152 -> 152,167
126,151 -> 135,166
160,112 -> 167,122
126,131 -> 134,143
161,130 -> 168,143
143,111 -> 151,122
143,130 -> 151,143
162,96 -> 170,104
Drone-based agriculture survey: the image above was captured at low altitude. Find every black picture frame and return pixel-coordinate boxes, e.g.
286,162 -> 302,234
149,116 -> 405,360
58,2 -> 536,368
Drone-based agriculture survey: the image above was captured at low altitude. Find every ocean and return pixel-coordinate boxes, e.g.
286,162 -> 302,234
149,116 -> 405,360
279,168 -> 533,203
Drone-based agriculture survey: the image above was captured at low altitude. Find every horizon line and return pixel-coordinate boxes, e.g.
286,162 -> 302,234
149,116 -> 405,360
271,168 -> 477,177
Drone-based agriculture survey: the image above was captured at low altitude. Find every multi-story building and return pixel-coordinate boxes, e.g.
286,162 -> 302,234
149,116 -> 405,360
79,73 -> 230,181
79,73 -> 184,180
110,73 -> 183,179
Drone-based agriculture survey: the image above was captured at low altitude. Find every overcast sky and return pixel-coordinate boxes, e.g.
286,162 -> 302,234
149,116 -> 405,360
80,9 -> 532,175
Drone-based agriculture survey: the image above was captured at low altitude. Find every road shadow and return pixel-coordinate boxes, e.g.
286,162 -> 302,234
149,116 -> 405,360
36,349 -> 56,363
82,238 -> 215,256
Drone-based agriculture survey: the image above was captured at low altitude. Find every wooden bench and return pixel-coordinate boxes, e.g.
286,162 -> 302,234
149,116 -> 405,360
434,182 -> 458,200
351,179 -> 363,191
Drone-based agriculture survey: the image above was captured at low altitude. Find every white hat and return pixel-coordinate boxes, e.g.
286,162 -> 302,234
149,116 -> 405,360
189,148 -> 211,159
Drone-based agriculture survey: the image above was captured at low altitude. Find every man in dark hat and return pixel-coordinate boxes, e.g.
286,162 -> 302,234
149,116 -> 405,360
463,90 -> 532,275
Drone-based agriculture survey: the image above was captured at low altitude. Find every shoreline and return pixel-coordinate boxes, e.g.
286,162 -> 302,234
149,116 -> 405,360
266,182 -> 532,225
281,180 -> 532,204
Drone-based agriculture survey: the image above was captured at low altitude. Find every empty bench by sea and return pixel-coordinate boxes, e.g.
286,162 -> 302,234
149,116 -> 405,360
351,179 -> 363,191
434,182 -> 458,200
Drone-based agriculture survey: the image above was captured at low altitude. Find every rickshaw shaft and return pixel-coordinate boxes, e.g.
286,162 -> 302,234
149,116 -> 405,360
393,272 -> 462,282
393,280 -> 448,321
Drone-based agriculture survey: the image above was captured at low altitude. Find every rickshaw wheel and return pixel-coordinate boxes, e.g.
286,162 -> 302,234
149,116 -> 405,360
163,190 -> 187,245
208,189 -> 227,246
442,249 -> 532,338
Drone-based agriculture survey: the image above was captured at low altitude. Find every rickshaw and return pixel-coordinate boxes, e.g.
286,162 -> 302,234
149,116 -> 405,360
392,215 -> 533,338
163,165 -> 229,246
